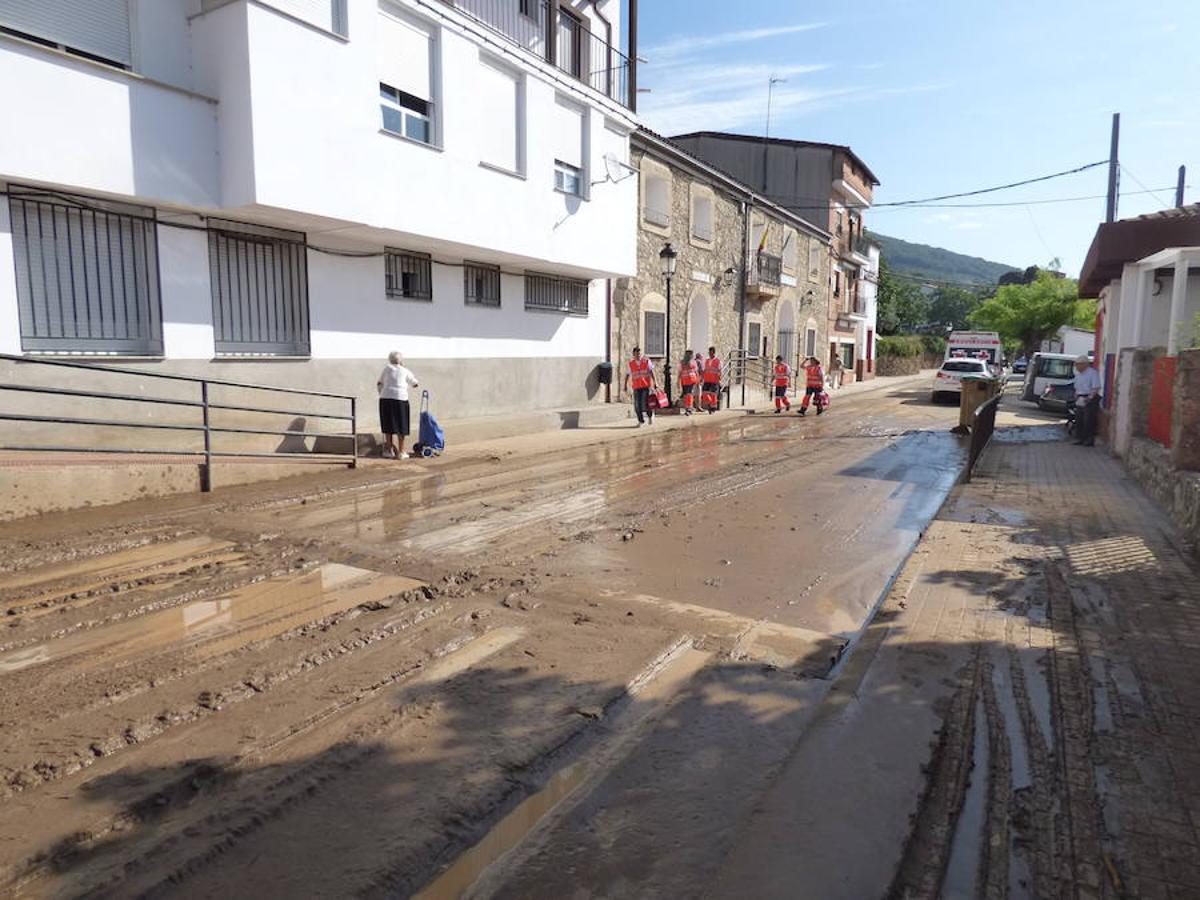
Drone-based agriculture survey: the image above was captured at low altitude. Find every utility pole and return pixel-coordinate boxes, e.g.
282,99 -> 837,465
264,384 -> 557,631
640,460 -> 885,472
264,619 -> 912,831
1105,112 -> 1120,223
1177,165 -> 1187,208
760,75 -> 785,192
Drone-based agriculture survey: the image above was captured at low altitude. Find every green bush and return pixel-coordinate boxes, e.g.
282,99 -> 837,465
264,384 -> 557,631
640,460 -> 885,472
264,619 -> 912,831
919,335 -> 947,356
876,335 -> 924,358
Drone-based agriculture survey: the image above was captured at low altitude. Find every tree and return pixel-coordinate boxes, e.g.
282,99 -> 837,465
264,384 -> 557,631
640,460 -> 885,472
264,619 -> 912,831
968,271 -> 1089,357
928,285 -> 984,332
876,258 -> 931,335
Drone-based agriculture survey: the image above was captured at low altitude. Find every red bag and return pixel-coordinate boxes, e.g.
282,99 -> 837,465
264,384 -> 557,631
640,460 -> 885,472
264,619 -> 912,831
815,390 -> 830,409
647,389 -> 668,410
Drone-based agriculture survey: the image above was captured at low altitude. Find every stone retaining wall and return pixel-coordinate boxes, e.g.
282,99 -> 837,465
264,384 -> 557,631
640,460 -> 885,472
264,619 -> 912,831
1125,437 -> 1200,552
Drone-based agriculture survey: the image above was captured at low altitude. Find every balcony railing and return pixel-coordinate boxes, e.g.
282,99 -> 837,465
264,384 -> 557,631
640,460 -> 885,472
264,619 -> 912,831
449,0 -> 632,108
757,252 -> 782,286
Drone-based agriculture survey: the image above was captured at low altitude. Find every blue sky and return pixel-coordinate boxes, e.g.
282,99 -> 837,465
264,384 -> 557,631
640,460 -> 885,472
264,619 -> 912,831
633,0 -> 1200,279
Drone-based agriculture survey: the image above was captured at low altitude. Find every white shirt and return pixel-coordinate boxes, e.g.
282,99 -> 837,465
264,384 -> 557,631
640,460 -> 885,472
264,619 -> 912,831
378,364 -> 419,401
1074,366 -> 1101,405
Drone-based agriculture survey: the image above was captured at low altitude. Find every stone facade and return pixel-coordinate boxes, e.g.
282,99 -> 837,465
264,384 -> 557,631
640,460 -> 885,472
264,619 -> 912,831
1171,348 -> 1200,470
612,138 -> 831,403
1125,437 -> 1200,552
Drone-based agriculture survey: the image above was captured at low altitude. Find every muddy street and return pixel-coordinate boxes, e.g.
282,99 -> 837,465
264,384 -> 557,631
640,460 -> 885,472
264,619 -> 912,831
0,379 -> 970,898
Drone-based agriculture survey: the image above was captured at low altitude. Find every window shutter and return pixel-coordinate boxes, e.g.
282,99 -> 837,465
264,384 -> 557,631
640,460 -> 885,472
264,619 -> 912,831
0,0 -> 131,66
552,97 -> 583,169
477,57 -> 519,172
377,7 -> 432,100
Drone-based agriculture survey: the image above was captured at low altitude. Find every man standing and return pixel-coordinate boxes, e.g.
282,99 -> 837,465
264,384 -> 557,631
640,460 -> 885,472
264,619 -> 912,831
624,346 -> 657,427
772,355 -> 792,414
1072,354 -> 1101,446
799,356 -> 825,416
701,347 -> 723,414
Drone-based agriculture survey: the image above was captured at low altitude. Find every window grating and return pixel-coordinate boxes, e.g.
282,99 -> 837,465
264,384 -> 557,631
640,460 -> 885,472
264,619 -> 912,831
464,262 -> 501,307
208,219 -> 310,356
643,311 -> 665,357
8,189 -> 163,355
525,272 -> 588,315
385,249 -> 433,300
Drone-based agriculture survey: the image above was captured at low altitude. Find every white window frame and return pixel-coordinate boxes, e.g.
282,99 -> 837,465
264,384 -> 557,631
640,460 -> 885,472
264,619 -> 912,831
476,52 -> 525,176
555,160 -> 583,196
640,159 -> 672,234
379,83 -> 432,145
747,320 -> 763,358
781,230 -> 798,274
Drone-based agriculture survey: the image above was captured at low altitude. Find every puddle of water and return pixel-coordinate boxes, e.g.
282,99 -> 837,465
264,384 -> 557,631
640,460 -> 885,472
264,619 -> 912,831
413,760 -> 589,900
991,650 -> 1031,789
0,535 -> 235,593
942,696 -> 988,900
0,563 -> 422,675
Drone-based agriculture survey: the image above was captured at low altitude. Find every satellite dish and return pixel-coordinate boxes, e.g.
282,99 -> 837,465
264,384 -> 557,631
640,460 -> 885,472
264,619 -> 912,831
603,152 -> 625,183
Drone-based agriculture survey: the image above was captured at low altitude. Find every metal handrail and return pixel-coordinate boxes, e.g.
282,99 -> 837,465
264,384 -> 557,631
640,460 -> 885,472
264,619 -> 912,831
0,353 -> 358,490
965,394 -> 1001,482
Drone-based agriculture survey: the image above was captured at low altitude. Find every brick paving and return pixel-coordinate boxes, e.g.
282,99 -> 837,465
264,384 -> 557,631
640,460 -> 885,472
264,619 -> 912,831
925,434 -> 1200,898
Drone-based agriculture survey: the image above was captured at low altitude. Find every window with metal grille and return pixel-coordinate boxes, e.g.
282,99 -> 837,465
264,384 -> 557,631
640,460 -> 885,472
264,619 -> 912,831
464,262 -> 500,306
525,273 -> 588,315
208,220 -> 310,357
643,311 -> 665,358
8,188 -> 163,355
385,250 -> 433,300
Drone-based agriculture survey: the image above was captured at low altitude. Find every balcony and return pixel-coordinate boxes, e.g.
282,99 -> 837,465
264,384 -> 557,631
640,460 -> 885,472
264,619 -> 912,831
842,234 -> 872,266
449,0 -> 632,108
747,252 -> 782,298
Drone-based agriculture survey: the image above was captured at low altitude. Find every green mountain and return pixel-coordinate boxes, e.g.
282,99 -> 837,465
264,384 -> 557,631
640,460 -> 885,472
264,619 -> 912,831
869,232 -> 1019,286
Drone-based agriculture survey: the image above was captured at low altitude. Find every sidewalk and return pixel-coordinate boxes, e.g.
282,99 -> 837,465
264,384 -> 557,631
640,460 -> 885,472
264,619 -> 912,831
712,430 -> 1200,899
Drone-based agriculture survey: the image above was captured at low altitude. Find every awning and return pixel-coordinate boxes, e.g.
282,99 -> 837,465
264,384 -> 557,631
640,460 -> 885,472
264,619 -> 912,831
1078,204 -> 1200,297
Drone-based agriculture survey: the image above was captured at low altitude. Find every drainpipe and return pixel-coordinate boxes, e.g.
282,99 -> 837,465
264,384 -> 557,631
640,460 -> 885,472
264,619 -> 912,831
739,199 -> 750,407
605,278 -> 612,403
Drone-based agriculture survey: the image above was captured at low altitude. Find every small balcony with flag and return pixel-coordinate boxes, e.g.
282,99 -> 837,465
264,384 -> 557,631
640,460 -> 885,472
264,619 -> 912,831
747,251 -> 782,298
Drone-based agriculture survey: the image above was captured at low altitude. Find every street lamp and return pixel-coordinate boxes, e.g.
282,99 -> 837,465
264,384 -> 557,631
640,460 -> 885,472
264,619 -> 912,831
659,242 -> 678,403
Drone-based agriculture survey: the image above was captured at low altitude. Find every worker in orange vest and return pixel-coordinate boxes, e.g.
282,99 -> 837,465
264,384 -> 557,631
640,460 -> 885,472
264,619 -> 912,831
701,347 -> 722,414
799,356 -> 825,416
623,346 -> 658,427
772,355 -> 792,413
678,349 -> 700,416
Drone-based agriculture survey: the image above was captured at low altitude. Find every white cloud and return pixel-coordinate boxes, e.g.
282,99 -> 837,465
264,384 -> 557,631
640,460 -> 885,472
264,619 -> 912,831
645,23 -> 827,61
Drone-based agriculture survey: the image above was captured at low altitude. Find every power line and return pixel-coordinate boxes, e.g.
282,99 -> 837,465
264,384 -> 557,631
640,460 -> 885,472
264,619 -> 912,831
1119,164 -> 1173,209
876,185 -> 1188,209
878,160 -> 1108,207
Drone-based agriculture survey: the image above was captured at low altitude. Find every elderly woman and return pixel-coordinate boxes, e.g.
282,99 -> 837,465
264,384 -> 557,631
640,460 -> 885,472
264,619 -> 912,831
376,351 -> 419,459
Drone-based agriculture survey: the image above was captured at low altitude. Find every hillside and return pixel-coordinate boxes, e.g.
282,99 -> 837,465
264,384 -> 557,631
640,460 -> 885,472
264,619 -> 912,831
869,232 -> 1018,286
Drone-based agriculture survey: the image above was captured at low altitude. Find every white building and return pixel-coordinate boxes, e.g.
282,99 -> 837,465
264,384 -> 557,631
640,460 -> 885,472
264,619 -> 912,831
855,238 -> 880,379
1040,325 -> 1095,358
0,0 -> 639,421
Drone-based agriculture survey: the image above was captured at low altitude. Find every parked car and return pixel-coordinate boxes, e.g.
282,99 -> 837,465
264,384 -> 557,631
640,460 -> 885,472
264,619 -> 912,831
931,358 -> 991,403
1037,381 -> 1075,414
1012,355 -> 1028,374
1020,352 -> 1077,402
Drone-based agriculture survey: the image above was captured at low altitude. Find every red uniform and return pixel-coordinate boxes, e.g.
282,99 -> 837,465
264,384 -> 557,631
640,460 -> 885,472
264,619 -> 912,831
701,355 -> 722,412
628,356 -> 652,390
679,359 -> 700,410
800,362 -> 826,414
772,362 -> 792,411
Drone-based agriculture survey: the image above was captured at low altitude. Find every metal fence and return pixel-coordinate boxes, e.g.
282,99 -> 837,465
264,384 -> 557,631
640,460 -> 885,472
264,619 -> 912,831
450,0 -> 632,108
965,394 -> 1001,482
0,354 -> 357,491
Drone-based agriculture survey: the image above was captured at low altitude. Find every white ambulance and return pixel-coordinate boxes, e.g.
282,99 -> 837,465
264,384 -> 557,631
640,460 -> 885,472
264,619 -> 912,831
945,331 -> 1003,367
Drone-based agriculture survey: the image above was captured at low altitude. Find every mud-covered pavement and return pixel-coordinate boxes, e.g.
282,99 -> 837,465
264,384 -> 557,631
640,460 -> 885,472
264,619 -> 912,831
0,379 -> 974,897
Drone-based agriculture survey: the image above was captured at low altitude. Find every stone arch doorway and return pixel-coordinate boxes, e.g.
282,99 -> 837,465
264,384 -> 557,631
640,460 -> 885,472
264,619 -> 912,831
686,289 -> 712,354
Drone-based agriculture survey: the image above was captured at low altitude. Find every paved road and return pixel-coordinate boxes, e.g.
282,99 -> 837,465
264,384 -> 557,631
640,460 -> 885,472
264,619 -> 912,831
0,378 -> 1055,897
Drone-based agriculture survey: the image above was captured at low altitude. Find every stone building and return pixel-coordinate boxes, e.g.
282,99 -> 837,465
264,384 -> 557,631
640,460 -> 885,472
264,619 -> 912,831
612,129 -> 833,405
670,132 -> 880,384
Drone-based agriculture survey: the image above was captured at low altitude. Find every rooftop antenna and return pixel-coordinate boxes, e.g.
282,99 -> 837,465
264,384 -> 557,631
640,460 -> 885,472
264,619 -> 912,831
761,74 -> 786,192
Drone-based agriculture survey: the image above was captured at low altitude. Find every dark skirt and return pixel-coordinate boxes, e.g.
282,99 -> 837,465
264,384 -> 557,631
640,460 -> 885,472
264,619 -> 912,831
379,398 -> 411,436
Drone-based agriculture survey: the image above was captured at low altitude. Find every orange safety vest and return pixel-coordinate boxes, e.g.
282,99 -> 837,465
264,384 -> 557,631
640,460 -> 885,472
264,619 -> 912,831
679,360 -> 699,386
702,356 -> 722,384
805,364 -> 824,388
773,362 -> 791,387
629,356 -> 653,390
